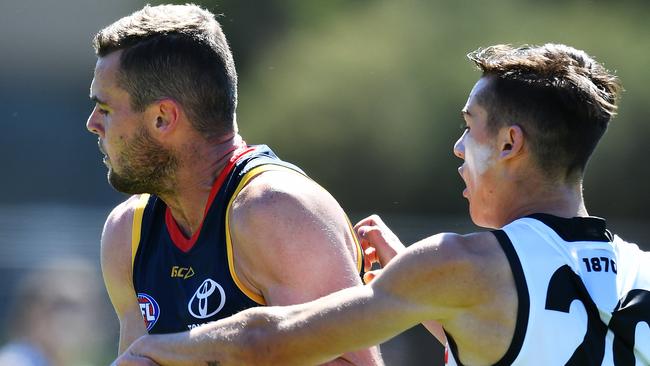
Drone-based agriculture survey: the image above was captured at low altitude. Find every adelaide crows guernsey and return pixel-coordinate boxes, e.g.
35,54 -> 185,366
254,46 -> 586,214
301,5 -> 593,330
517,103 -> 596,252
131,145 -> 364,334
446,214 -> 650,366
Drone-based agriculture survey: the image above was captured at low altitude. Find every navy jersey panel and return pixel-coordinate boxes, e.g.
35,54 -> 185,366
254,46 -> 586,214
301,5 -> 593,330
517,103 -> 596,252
132,145 -> 303,334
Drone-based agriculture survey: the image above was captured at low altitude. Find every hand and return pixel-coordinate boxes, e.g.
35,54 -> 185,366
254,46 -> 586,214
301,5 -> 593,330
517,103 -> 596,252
354,215 -> 405,283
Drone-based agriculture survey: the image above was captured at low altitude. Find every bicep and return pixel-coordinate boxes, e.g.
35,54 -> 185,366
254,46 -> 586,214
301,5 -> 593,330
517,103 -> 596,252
371,232 -> 511,324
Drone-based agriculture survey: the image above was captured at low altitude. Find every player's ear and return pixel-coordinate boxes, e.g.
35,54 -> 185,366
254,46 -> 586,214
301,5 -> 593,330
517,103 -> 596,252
151,99 -> 180,134
499,124 -> 524,160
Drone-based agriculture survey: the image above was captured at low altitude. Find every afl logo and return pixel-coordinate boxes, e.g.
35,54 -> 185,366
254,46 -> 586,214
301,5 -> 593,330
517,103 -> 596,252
188,278 -> 226,319
137,293 -> 160,331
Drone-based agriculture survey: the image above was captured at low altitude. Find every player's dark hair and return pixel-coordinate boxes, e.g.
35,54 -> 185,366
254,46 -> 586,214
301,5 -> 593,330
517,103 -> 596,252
93,4 -> 237,138
468,44 -> 622,181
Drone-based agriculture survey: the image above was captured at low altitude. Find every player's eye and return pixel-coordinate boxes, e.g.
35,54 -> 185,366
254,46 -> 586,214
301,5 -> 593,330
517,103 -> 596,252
97,107 -> 109,116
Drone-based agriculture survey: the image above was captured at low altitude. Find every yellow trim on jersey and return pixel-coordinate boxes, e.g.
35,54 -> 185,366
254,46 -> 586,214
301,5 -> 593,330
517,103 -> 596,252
131,194 -> 150,270
225,164 -> 365,304
346,217 -> 364,274
225,165 -> 294,305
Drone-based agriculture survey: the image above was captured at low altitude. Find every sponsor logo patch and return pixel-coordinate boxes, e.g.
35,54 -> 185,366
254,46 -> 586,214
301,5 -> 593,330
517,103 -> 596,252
137,293 -> 160,331
171,265 -> 195,279
188,278 -> 226,319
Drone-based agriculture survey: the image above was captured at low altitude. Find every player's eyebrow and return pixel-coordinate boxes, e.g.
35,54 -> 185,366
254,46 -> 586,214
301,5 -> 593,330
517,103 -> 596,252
90,95 -> 108,106
461,109 -> 471,118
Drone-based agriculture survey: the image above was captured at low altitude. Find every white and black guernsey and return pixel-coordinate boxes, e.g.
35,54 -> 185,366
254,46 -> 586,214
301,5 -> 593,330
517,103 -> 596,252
446,214 -> 650,366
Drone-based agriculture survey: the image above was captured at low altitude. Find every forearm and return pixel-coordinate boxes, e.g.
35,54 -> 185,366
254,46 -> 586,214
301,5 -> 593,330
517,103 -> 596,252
129,311 -> 263,366
127,285 -> 408,366
127,306 -> 331,366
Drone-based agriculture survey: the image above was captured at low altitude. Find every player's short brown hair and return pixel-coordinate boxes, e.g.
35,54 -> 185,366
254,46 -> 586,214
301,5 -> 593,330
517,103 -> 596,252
93,4 -> 237,138
468,44 -> 622,180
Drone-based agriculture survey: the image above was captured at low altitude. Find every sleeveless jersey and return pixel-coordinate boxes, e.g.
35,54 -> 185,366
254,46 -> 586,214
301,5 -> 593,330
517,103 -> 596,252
446,213 -> 650,366
130,145 -> 364,334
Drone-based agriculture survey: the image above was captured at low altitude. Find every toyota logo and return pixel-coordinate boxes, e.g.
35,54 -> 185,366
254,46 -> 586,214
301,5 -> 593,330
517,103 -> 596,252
188,278 -> 226,319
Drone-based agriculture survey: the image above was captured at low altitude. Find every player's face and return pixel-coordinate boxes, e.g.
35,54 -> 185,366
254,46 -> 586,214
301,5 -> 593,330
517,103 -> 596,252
86,51 -> 177,195
454,77 -> 501,228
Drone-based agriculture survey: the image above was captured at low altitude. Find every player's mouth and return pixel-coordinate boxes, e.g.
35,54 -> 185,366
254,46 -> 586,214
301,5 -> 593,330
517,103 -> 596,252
458,166 -> 469,198
98,140 -> 111,165
98,139 -> 106,155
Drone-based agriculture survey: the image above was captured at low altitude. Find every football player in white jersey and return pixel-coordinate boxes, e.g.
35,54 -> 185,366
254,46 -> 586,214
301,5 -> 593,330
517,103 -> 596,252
113,44 -> 650,366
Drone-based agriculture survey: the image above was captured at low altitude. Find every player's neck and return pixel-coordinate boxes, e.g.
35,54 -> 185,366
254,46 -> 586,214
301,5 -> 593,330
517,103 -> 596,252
160,133 -> 245,237
501,178 -> 588,227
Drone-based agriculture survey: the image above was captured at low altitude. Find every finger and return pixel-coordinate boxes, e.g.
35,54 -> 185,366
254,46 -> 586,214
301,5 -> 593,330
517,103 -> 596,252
357,226 -> 378,250
353,216 -> 375,231
355,225 -> 373,245
353,214 -> 382,231
363,246 -> 377,271
359,226 -> 390,249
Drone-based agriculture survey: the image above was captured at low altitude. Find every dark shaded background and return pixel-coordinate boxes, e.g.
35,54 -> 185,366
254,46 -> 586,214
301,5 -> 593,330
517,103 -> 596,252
1,0 -> 648,364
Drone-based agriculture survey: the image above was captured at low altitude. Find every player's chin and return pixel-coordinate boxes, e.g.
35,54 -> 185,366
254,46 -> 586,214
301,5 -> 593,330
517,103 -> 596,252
471,212 -> 500,229
468,204 -> 492,229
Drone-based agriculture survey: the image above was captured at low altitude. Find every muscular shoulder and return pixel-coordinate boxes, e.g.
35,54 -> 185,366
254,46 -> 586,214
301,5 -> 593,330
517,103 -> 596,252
231,170 -> 349,247
100,194 -> 150,292
102,195 -> 143,254
230,170 -> 381,363
229,169 -> 361,303
233,169 -> 334,215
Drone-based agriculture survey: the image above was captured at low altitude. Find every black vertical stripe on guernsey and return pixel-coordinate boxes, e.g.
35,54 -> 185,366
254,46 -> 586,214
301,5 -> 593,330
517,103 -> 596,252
443,230 -> 530,366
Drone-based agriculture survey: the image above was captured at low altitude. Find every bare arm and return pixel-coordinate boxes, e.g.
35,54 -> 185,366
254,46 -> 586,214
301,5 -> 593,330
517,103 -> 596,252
255,231 -> 514,365
226,170 -> 381,365
101,196 -> 148,354
114,258 -> 420,366
355,215 -> 446,345
115,171 -> 381,365
117,232 -> 506,365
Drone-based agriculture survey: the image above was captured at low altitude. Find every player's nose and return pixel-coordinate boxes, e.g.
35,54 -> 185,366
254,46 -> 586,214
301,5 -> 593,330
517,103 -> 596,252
86,109 -> 104,137
453,134 -> 465,159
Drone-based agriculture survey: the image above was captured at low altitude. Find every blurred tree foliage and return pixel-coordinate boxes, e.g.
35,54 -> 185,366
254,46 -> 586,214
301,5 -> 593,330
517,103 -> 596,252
181,0 -> 649,218
8,0 -> 647,220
